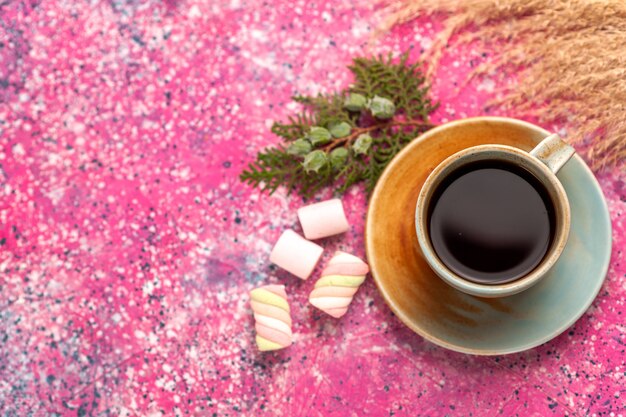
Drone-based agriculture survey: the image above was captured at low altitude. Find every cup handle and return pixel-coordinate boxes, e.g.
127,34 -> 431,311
529,133 -> 576,174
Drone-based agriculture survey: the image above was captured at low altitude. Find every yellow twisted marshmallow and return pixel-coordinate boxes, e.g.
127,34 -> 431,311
250,285 -> 292,351
309,252 -> 369,318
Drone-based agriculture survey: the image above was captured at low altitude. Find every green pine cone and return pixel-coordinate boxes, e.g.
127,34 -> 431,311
308,126 -> 332,146
302,150 -> 328,173
329,147 -> 349,169
287,139 -> 312,156
344,93 -> 367,111
353,133 -> 373,155
367,96 -> 396,119
329,122 -> 352,138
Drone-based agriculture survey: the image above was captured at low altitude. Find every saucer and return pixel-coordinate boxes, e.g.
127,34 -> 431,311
365,117 -> 612,355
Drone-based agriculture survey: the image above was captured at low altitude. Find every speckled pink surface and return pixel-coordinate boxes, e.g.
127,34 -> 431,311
1,1 -> 625,416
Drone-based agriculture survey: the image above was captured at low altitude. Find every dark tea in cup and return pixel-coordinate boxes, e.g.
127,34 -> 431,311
415,133 -> 574,298
427,160 -> 556,284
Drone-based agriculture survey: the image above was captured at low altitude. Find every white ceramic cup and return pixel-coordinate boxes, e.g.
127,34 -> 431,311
415,134 -> 575,298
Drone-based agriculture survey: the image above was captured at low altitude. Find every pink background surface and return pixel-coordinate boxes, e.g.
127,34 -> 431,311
1,1 -> 625,416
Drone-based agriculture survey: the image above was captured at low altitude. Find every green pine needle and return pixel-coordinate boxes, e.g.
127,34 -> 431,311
349,52 -> 438,120
240,51 -> 439,198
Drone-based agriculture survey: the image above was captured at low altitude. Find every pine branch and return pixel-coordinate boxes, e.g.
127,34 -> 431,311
240,146 -> 335,198
349,52 -> 439,120
271,112 -> 315,141
321,120 -> 434,153
240,51 -> 439,198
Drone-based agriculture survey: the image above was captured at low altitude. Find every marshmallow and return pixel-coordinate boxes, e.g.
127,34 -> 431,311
270,230 -> 323,280
250,285 -> 292,351
309,251 -> 369,318
297,198 -> 349,240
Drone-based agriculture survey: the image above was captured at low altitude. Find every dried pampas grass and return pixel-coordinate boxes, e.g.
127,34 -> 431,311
378,0 -> 626,170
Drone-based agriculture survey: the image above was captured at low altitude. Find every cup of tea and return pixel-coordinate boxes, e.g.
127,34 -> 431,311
415,133 -> 575,298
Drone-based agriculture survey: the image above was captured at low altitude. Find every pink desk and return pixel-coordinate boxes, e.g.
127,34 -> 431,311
1,1 -> 624,415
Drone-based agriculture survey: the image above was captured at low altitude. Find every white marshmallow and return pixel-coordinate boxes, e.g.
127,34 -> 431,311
269,230 -> 323,280
297,198 -> 349,240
